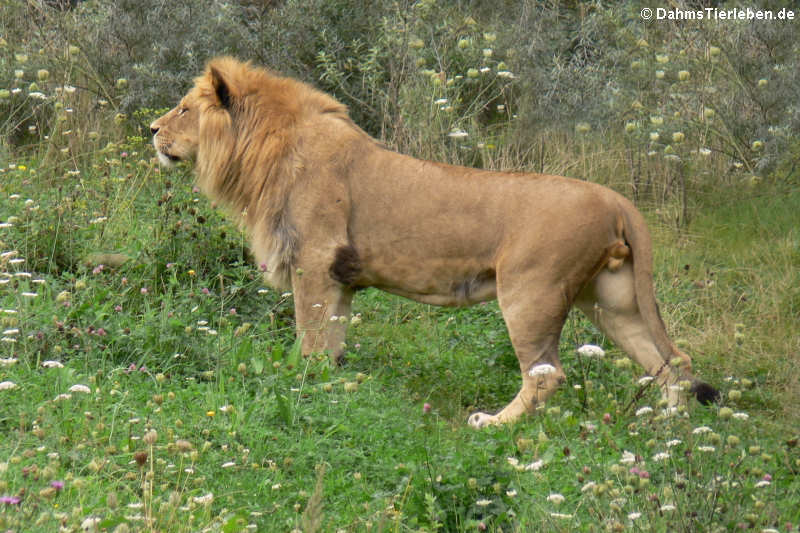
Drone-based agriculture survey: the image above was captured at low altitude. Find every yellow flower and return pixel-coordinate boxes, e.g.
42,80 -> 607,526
187,269 -> 196,276
206,410 -> 215,418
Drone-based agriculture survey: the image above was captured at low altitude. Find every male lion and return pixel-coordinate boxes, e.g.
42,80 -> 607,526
151,57 -> 717,428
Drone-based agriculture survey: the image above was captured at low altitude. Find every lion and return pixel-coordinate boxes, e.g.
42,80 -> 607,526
151,57 -> 718,428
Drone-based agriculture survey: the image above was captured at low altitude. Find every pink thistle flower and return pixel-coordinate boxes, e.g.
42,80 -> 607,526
140,287 -> 148,295
114,305 -> 122,312
423,403 -> 432,414
229,308 -> 236,315
201,288 -> 210,295
50,480 -> 64,491
92,264 -> 104,275
0,496 -> 21,505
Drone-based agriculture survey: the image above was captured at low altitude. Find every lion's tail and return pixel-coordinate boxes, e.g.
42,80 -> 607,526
620,202 -> 719,405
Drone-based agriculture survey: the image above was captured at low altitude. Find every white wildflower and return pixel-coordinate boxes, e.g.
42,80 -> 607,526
660,504 -> 676,512
577,344 -> 605,358
637,376 -> 655,386
528,363 -> 556,376
0,381 -> 18,390
732,412 -> 749,420
42,360 -> 64,368
693,426 -> 712,434
652,452 -> 670,462
476,499 -> 492,507
524,460 -> 544,471
697,445 -> 716,452
221,461 -> 235,468
628,512 -> 642,520
69,384 -> 91,394
620,450 -> 636,464
666,439 -> 682,448
635,406 -> 653,416
80,517 -> 101,532
754,480 -> 771,488
193,493 -> 213,506
550,513 -> 573,519
0,357 -> 18,366
547,493 -> 565,504
447,129 -> 468,139
581,481 -> 596,492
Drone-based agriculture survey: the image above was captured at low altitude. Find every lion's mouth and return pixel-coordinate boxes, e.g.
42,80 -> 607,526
155,149 -> 182,167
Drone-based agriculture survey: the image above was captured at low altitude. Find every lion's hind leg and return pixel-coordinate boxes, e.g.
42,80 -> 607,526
469,281 -> 570,428
576,262 -> 692,408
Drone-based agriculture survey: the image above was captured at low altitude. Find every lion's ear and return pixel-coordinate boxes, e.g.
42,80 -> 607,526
209,66 -> 232,109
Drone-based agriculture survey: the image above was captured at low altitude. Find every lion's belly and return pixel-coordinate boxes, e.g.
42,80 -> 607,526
361,253 -> 498,307
383,281 -> 497,307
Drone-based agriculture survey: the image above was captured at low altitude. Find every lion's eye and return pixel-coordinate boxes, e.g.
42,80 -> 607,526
178,107 -> 189,116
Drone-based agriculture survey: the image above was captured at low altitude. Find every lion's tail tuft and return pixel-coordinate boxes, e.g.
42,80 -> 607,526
690,380 -> 720,405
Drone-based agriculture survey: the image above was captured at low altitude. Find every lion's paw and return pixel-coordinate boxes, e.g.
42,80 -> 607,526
468,412 -> 498,429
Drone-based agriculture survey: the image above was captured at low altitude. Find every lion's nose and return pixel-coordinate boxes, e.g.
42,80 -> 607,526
150,124 -> 159,135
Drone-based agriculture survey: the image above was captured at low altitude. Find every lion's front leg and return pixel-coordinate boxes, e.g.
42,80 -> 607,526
291,269 -> 354,364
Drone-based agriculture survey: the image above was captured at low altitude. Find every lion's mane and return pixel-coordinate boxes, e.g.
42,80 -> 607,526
192,58 -> 350,286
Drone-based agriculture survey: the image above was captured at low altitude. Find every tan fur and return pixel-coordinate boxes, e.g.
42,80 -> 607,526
151,57 -> 716,427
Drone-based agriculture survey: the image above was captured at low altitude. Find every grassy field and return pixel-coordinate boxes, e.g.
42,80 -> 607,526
1,128 -> 798,533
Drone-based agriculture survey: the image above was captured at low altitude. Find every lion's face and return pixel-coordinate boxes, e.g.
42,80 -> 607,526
150,90 -> 201,166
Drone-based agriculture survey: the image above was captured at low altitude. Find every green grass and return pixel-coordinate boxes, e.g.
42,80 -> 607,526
1,144 -> 799,532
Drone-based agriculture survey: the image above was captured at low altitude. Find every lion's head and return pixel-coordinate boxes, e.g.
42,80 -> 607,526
150,88 -> 201,167
150,57 -> 349,208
